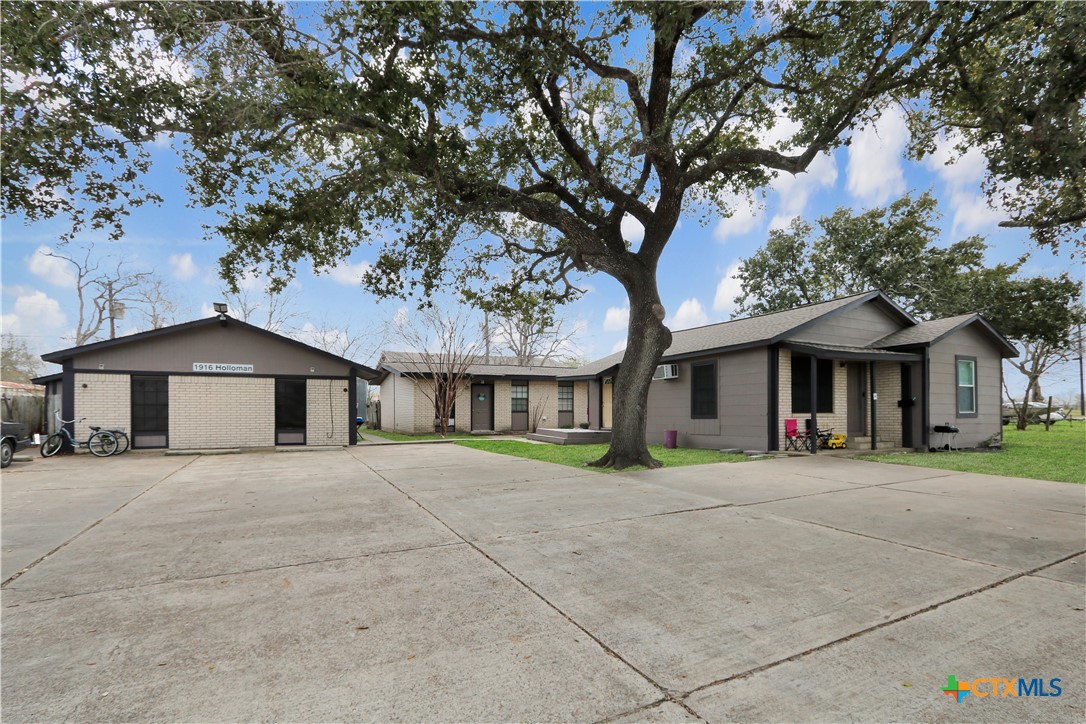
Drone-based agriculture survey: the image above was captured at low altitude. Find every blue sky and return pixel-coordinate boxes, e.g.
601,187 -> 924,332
1,104 -> 1080,398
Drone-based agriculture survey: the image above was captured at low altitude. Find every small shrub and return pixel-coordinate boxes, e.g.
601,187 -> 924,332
578,422 -> 590,429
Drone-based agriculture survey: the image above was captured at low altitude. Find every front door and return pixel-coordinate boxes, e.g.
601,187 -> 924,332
131,376 -> 168,448
275,378 -> 307,445
471,384 -> 493,431
601,377 -> 613,429
900,364 -> 914,448
847,363 -> 868,437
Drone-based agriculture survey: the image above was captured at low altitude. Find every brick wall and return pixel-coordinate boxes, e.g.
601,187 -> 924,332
305,378 -> 350,445
573,381 -> 589,427
73,373 -> 130,442
169,375 -> 275,449
493,380 -> 512,431
528,380 -> 560,431
777,349 -> 848,449
873,361 -> 903,447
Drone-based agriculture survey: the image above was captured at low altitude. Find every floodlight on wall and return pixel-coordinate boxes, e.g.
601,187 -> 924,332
213,302 -> 228,314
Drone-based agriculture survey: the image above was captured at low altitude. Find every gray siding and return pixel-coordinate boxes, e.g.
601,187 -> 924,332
788,301 -> 903,347
644,347 -> 768,450
928,325 -> 1003,447
71,323 -> 355,377
588,379 -> 601,429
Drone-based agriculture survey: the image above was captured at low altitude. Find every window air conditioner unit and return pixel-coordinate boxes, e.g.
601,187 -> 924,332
653,364 -> 679,380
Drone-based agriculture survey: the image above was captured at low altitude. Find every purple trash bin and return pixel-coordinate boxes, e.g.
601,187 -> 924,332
664,429 -> 678,449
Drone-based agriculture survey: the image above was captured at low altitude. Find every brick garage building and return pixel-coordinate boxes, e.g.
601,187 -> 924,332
34,315 -> 376,451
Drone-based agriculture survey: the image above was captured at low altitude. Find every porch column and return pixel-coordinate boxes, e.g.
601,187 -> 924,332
809,355 -> 818,455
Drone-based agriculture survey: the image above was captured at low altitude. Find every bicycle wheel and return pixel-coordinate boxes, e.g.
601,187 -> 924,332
111,431 -> 130,454
88,431 -> 119,457
40,434 -> 65,457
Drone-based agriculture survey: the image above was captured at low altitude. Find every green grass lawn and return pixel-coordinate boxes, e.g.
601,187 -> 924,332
360,428 -> 477,442
455,439 -> 749,472
858,423 -> 1085,484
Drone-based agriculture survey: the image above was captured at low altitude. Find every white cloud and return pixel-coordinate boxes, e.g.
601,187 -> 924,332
846,106 -> 909,205
713,193 -> 762,241
923,133 -> 1003,235
620,213 -> 644,245
169,252 -> 198,281
771,152 -> 838,217
610,338 -> 627,354
768,213 -> 798,232
326,259 -> 372,286
712,261 -> 743,317
667,298 -> 709,331
27,246 -> 76,288
603,306 -> 629,332
1,290 -> 67,335
392,306 -> 409,328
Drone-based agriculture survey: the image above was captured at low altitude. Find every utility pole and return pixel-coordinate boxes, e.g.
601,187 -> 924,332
107,281 -> 116,339
483,310 -> 490,362
1078,321 -> 1084,416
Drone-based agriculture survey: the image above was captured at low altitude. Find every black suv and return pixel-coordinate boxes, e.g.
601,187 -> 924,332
1,421 -> 31,469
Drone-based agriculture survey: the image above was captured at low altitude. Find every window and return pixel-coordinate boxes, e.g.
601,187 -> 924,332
791,355 -> 834,414
558,383 -> 574,412
956,356 -> 977,417
511,381 -> 528,413
690,362 -> 717,419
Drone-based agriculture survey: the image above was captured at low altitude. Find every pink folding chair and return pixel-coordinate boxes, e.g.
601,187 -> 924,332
784,418 -> 809,451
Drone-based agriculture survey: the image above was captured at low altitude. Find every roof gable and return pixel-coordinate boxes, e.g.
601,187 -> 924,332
875,314 -> 1018,357
42,316 -> 378,377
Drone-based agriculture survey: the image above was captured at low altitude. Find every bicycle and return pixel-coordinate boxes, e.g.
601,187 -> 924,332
40,414 -> 120,458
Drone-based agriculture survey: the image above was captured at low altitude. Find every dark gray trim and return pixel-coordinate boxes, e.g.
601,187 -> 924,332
767,346 -> 779,451
348,369 -> 358,447
922,348 -> 931,448
30,372 -> 63,385
869,361 -> 877,451
781,342 -> 922,362
42,316 -> 378,378
72,368 -> 349,381
954,354 -> 979,418
808,354 -> 818,455
880,315 -> 1018,358
61,360 -> 75,452
690,360 -> 718,420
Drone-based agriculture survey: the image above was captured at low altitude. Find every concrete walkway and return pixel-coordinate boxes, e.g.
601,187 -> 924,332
2,447 -> 1082,721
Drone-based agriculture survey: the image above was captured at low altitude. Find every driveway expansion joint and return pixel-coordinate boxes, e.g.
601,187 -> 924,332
679,548 -> 1086,701
349,453 -> 706,722
1,456 -> 200,588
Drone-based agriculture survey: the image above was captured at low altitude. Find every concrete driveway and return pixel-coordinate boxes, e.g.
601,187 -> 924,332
2,445 -> 1083,722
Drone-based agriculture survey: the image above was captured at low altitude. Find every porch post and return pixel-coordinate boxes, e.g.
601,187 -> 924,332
869,361 -> 877,451
809,355 -> 818,455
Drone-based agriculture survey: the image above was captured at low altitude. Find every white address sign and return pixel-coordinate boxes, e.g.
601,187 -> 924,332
193,362 -> 254,373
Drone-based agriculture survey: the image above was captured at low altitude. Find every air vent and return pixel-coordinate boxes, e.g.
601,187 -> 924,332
653,364 -> 679,380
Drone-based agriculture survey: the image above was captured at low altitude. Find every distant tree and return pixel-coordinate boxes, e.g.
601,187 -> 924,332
387,307 -> 483,437
294,317 -> 386,366
1,334 -> 42,383
132,277 -> 183,331
219,283 -> 301,334
42,244 -> 153,344
490,295 -> 580,366
5,3 -> 1083,467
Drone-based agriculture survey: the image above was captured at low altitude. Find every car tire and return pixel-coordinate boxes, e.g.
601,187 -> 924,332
1,440 -> 13,469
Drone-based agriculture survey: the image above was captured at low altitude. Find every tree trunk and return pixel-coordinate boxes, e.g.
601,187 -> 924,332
588,278 -> 673,470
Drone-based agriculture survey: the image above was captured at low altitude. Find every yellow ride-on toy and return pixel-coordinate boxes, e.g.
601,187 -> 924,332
824,433 -> 848,449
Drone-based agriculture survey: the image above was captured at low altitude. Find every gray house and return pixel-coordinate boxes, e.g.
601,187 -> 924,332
570,291 -> 1016,452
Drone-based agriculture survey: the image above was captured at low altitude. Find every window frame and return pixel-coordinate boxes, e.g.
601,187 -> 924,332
510,380 -> 529,413
955,355 -> 978,418
557,382 -> 574,412
690,361 -> 718,420
790,355 -> 834,414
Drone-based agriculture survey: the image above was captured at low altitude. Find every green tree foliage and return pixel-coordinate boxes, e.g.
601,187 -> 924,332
733,193 -> 1085,426
3,2 -> 1082,467
1,334 -> 42,384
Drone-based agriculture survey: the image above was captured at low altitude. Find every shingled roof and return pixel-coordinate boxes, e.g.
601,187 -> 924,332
874,313 -> 1017,356
378,351 -> 574,380
564,291 -> 910,378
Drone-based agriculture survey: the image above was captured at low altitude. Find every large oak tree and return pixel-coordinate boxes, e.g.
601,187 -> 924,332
3,1 -> 1083,468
